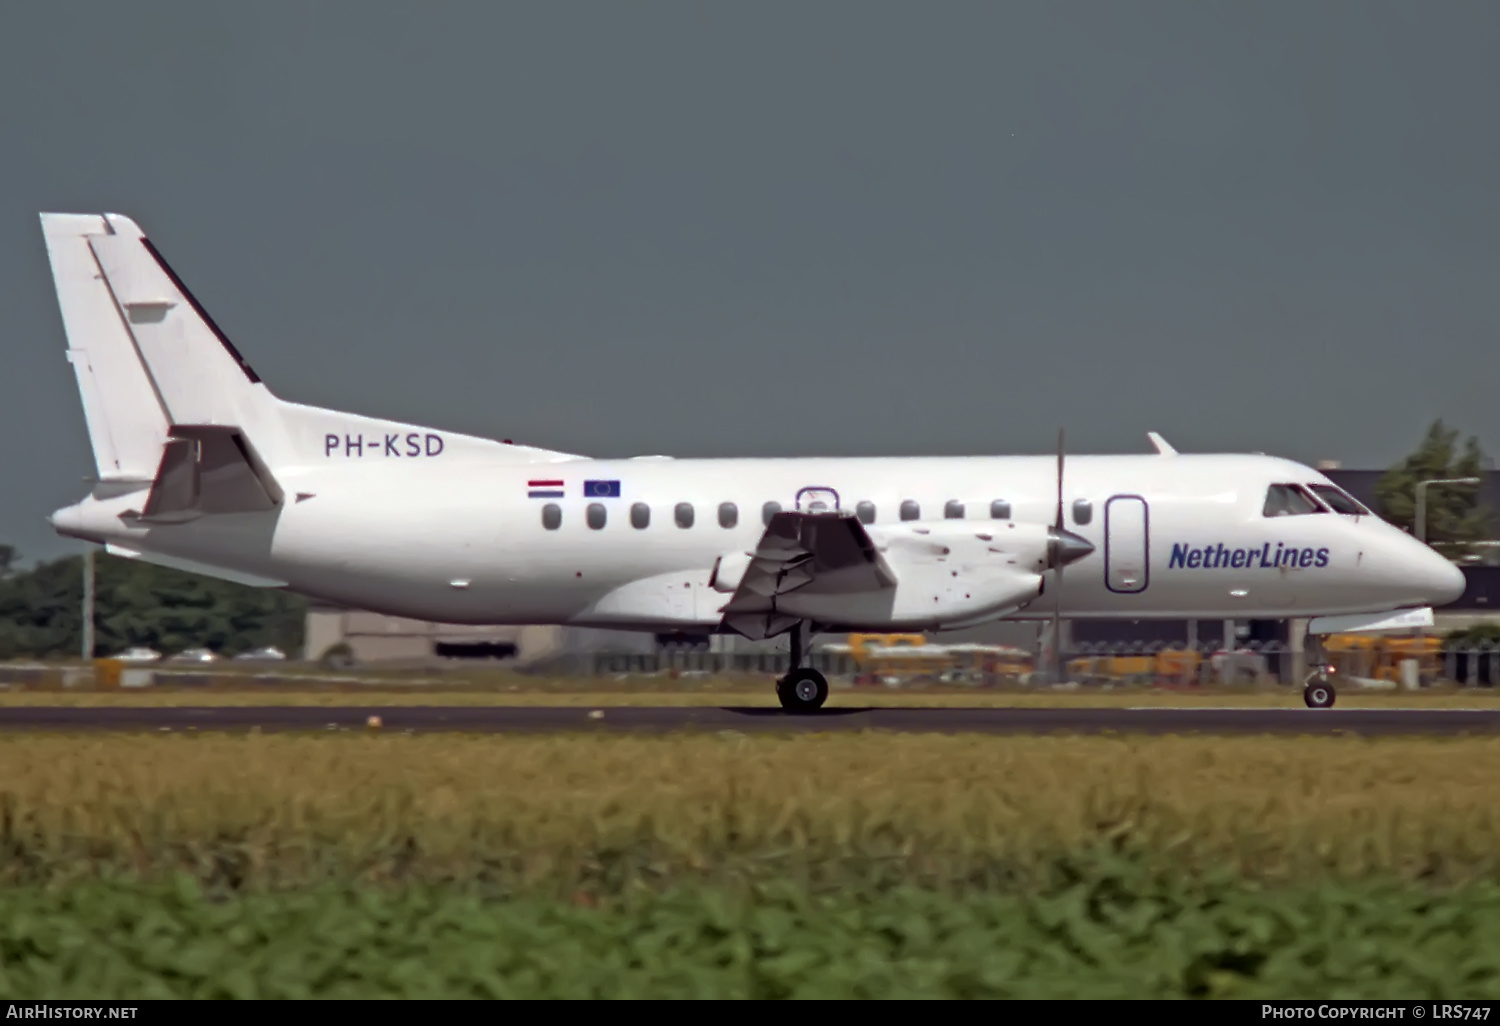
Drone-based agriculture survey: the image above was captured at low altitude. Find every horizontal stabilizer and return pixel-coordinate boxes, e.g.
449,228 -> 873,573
139,425 -> 283,523
1307,607 -> 1434,635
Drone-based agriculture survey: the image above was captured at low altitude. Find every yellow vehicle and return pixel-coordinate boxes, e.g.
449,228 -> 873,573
1320,633 -> 1442,685
1067,649 -> 1203,686
1067,654 -> 1154,680
833,634 -> 1033,685
1155,648 -> 1203,684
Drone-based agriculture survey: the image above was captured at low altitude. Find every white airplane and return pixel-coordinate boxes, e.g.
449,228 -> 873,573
36,213 -> 1465,711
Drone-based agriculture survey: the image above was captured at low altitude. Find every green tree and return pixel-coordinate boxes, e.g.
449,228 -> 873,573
1374,420 -> 1492,552
0,549 -> 306,660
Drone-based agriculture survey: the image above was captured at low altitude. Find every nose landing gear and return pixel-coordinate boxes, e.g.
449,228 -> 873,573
776,623 -> 828,713
1303,665 -> 1337,709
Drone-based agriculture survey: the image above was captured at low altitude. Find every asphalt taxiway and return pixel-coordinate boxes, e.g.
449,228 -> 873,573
0,705 -> 1496,736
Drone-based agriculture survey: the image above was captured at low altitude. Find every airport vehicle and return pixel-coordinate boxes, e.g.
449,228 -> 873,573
37,213 -> 1466,712
1320,633 -> 1443,687
233,646 -> 287,661
823,633 -> 1033,685
167,647 -> 217,663
1067,648 -> 1206,687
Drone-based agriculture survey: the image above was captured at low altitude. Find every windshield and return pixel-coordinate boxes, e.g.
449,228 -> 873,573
1307,484 -> 1370,516
1263,484 -> 1327,517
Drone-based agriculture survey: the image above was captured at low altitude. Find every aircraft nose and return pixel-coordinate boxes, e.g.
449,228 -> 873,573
1422,550 -> 1467,607
1047,527 -> 1095,568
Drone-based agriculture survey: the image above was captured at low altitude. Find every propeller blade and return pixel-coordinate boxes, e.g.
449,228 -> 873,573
1055,428 -> 1065,529
1053,427 -> 1065,683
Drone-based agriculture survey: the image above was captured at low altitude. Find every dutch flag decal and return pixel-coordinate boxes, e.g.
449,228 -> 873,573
528,479 -> 565,499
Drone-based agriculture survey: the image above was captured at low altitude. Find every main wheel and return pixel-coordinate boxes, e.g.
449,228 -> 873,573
1304,681 -> 1336,709
777,668 -> 828,713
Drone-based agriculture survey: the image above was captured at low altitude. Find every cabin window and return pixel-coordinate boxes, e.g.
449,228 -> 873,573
856,500 -> 876,524
541,503 -> 562,530
719,502 -> 738,528
675,502 -> 695,528
762,501 -> 782,525
586,503 -> 607,530
630,502 -> 650,529
1263,484 -> 1324,517
944,500 -> 965,519
990,500 -> 1011,520
1072,499 -> 1092,525
900,500 -> 920,521
1308,484 -> 1370,516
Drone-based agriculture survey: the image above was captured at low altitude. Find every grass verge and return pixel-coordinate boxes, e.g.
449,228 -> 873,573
5,867 -> 1500,998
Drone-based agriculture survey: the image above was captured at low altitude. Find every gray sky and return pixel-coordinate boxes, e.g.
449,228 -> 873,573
2,3 -> 1497,563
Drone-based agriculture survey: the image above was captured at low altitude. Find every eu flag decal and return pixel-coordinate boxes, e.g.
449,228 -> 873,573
584,480 -> 621,498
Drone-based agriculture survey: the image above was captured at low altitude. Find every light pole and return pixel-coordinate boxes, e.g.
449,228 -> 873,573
81,547 -> 94,662
1415,477 -> 1481,546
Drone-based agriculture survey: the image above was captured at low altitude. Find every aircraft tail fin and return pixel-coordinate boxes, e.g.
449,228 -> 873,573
39,212 -> 582,493
39,214 -> 172,486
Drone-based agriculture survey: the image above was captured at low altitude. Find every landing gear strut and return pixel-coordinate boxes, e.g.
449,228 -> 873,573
776,622 -> 828,713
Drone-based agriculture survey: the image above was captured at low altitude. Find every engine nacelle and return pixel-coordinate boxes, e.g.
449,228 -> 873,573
709,549 -> 752,593
777,519 -> 1059,631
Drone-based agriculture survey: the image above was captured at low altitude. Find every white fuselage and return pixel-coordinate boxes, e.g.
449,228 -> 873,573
32,211 -> 1467,639
52,450 -> 1467,632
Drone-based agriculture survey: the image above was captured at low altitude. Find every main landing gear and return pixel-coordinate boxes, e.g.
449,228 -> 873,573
776,622 -> 828,714
1303,665 -> 1337,709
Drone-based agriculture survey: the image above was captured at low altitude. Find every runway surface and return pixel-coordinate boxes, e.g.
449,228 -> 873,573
0,705 -> 1497,736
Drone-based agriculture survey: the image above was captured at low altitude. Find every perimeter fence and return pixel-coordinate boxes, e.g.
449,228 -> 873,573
591,638 -> 1500,688
0,639 -> 1497,690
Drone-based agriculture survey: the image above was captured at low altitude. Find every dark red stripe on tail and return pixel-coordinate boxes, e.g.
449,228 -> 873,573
139,237 -> 262,385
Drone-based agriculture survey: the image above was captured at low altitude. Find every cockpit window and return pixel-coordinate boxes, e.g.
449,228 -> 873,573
1263,484 -> 1326,517
1307,484 -> 1370,516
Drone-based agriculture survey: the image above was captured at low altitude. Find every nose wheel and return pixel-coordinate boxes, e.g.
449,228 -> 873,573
776,622 -> 829,713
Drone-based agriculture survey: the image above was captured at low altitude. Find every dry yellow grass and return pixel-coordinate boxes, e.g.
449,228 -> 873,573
0,732 -> 1498,886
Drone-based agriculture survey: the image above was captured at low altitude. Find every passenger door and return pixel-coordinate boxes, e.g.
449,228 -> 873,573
1104,495 -> 1149,594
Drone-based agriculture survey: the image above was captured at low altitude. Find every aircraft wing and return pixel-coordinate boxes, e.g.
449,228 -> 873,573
718,510 -> 896,640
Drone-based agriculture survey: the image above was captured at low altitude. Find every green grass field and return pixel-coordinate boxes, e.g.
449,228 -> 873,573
5,873 -> 1499,998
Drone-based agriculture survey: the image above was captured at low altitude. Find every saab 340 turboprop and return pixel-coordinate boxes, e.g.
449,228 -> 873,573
37,213 -> 1465,711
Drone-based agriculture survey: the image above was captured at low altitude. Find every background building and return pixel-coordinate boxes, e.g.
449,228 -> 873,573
304,604 -> 656,668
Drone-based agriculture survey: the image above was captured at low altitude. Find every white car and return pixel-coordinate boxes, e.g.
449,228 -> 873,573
233,646 -> 286,661
168,648 -> 218,663
114,647 -> 161,662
